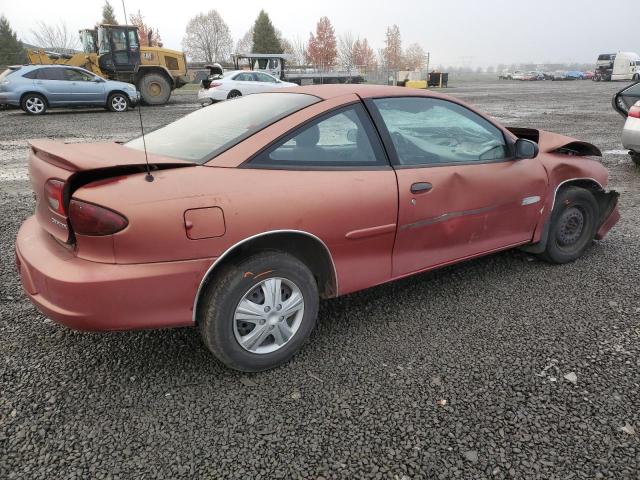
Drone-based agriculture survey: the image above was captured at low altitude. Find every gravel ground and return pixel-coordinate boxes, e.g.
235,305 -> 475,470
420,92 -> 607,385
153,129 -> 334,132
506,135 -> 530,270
1,81 -> 639,479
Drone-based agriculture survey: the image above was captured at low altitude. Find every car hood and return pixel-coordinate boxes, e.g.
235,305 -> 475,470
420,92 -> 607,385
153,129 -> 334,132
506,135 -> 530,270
107,80 -> 137,91
507,127 -> 601,156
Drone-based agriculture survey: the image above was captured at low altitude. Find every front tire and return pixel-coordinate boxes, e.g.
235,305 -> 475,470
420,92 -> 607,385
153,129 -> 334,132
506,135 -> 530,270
198,251 -> 319,372
630,151 -> 640,166
21,93 -> 47,115
107,92 -> 129,112
138,72 -> 171,105
539,186 -> 599,264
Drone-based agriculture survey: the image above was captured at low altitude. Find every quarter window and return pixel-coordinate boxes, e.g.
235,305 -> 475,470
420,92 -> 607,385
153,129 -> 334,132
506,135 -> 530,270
234,72 -> 254,81
372,97 -> 509,165
251,104 -> 386,168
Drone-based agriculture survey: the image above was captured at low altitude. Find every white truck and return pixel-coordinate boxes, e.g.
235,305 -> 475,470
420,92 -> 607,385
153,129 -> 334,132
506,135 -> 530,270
594,52 -> 640,81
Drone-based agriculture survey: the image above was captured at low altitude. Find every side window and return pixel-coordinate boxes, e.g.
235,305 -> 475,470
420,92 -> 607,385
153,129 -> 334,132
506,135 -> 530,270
64,69 -> 93,81
256,72 -> 277,83
234,73 -> 253,82
38,68 -> 65,81
128,30 -> 139,49
22,69 -> 40,79
373,97 -> 508,165
251,104 -> 386,168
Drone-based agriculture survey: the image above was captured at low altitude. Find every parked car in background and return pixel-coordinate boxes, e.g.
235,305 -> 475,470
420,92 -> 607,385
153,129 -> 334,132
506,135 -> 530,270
511,70 -> 525,80
583,71 -> 594,80
566,71 -> 585,80
15,85 -> 619,371
622,101 -> 640,165
498,70 -> 513,80
0,65 -> 139,115
522,72 -> 538,81
613,81 -> 640,117
198,70 -> 298,104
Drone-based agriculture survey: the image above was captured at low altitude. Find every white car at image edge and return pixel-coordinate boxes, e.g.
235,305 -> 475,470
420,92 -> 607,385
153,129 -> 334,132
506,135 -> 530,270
198,70 -> 298,103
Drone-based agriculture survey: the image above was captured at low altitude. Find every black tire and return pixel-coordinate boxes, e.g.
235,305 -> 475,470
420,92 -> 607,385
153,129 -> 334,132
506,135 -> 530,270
198,251 -> 319,372
137,72 -> 171,105
630,151 -> 640,166
107,92 -> 129,112
539,186 -> 599,264
227,90 -> 242,99
21,93 -> 47,115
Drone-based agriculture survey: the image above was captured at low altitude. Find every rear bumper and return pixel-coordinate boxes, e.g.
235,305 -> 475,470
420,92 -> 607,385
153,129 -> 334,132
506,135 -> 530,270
622,116 -> 640,152
0,92 -> 20,106
15,216 -> 213,331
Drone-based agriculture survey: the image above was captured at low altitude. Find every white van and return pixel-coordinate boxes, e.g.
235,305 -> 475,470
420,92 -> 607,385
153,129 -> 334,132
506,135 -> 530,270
612,52 -> 640,81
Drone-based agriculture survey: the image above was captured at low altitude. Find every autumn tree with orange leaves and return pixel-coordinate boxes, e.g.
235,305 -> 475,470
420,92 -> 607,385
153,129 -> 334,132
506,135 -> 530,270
129,10 -> 161,47
306,17 -> 337,69
353,38 -> 376,70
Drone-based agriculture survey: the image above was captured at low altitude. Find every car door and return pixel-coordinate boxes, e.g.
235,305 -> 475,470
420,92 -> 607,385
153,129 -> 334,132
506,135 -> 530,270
34,68 -> 68,105
247,102 -> 398,294
64,68 -> 105,104
254,72 -> 280,92
232,72 -> 256,95
366,96 -> 548,277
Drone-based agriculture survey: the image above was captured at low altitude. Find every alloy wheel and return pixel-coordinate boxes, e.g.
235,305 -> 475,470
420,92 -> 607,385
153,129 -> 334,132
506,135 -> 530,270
111,95 -> 128,112
233,277 -> 305,354
25,97 -> 45,114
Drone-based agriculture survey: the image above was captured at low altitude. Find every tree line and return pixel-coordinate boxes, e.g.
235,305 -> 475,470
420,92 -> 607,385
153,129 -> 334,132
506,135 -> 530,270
182,9 -> 428,72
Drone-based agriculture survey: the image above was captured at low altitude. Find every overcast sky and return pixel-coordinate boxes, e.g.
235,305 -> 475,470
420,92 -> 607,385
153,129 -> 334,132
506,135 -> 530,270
1,0 -> 638,67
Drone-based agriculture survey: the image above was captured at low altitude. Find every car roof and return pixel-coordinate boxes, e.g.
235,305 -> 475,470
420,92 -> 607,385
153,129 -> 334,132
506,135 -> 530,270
276,83 -> 455,101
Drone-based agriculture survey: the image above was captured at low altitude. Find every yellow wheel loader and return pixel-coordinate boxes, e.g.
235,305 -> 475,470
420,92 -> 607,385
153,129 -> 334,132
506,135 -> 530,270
27,25 -> 188,105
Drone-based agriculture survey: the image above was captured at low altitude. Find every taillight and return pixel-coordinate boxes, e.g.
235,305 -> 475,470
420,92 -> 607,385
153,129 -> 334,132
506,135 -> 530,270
209,82 -> 222,89
629,102 -> 640,118
44,179 -> 66,215
68,199 -> 128,236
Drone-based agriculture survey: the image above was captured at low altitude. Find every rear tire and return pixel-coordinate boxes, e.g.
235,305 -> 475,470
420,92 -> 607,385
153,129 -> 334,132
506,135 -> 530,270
630,151 -> 640,166
138,72 -> 171,105
227,90 -> 242,99
198,251 -> 319,372
538,186 -> 599,264
21,93 -> 47,115
107,92 -> 129,112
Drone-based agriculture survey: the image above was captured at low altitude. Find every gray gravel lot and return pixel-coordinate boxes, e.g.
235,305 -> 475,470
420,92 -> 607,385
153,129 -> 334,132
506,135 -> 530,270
1,81 -> 639,479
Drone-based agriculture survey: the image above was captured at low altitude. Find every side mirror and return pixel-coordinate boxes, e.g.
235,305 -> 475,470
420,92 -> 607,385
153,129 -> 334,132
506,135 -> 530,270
515,138 -> 539,159
93,78 -> 103,83
346,129 -> 358,143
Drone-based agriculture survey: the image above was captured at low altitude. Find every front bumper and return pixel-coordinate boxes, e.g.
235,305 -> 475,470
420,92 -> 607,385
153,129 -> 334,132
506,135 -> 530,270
15,216 -> 213,331
127,91 -> 140,107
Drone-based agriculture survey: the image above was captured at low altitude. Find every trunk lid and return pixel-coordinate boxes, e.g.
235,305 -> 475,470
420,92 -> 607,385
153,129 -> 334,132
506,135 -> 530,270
28,140 -> 194,243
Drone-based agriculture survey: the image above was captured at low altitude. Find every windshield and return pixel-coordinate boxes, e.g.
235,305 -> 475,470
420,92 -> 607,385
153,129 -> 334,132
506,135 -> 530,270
125,93 -> 319,163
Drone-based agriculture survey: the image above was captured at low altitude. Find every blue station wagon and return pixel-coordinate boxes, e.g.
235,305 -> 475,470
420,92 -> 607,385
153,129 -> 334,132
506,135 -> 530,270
0,65 -> 139,115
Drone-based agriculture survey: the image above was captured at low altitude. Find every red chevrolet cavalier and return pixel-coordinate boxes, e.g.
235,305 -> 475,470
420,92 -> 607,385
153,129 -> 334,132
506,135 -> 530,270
15,85 -> 619,371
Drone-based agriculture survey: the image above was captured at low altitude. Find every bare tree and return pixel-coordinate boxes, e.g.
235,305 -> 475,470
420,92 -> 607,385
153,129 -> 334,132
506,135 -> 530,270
403,43 -> 426,70
381,25 -> 402,72
182,10 -> 233,63
287,36 -> 307,66
235,27 -> 253,54
30,21 -> 79,54
338,32 -> 356,71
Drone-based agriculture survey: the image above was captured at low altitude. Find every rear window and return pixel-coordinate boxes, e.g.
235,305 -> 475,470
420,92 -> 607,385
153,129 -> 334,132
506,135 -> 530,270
0,67 -> 20,80
125,93 -> 320,163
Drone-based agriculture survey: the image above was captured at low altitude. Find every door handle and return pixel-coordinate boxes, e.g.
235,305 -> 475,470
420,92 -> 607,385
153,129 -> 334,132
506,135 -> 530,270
410,182 -> 433,194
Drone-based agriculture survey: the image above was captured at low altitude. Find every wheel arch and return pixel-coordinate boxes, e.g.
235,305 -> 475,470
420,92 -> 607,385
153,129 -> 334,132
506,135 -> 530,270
522,177 -> 611,254
192,230 -> 338,324
20,91 -> 49,107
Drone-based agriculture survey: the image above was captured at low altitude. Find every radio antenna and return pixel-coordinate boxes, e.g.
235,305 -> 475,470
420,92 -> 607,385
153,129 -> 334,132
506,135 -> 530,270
121,0 -> 153,182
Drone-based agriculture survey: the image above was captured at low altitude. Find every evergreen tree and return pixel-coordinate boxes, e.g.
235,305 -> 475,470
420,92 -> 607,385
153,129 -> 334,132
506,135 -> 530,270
102,1 -> 118,25
0,16 -> 25,65
252,10 -> 282,54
